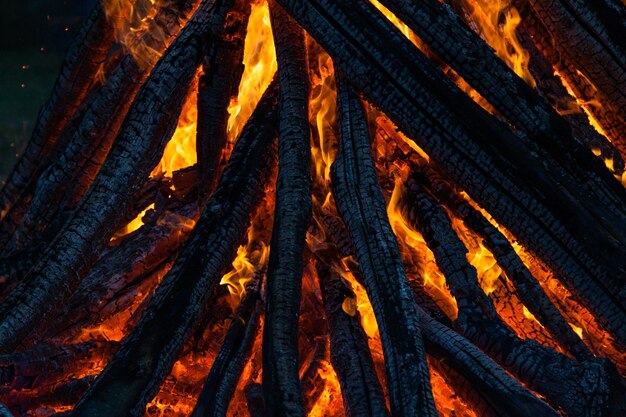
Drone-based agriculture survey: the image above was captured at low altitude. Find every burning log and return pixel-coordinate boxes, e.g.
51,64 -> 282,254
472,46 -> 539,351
191,276 -> 263,417
316,261 -> 390,417
2,0 -> 200,256
196,1 -> 250,193
66,77 -> 278,417
0,1 -> 115,223
330,74 -> 437,416
403,176 -> 624,417
275,0 -> 626,345
262,3 -> 312,416
0,0 -> 236,353
407,161 -> 593,359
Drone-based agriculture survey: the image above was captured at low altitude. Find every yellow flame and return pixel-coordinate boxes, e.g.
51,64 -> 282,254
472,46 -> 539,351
227,1 -> 277,143
459,0 -> 535,86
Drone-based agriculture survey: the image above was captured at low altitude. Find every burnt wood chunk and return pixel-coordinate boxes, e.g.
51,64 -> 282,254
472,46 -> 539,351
262,3 -> 312,417
330,73 -> 437,417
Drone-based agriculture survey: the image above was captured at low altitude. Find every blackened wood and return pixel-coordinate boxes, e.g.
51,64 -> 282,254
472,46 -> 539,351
275,0 -> 626,345
0,1 -> 115,222
0,0 -> 231,353
263,3 -> 312,417
0,404 -> 12,417
300,336 -> 329,414
190,275 -> 263,417
379,0 -> 624,203
67,79 -> 278,417
528,0 -> 626,114
317,262 -> 390,417
4,376 -> 94,416
330,74 -> 437,417
411,166 -> 593,360
406,182 -> 623,417
6,0 -> 199,255
246,383 -> 266,417
196,1 -> 250,193
0,341 -> 116,391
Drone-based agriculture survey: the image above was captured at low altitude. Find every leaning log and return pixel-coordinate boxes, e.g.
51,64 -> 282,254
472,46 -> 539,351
0,0 -> 235,353
262,3 -> 312,416
274,0 -> 626,345
330,74 -> 437,416
405,180 -> 624,417
0,1 -> 115,222
5,0 -> 199,254
316,261 -> 390,417
67,78 -> 279,417
190,276 -> 263,417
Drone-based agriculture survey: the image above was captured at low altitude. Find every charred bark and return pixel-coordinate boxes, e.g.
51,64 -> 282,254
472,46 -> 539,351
5,0 -> 199,255
196,1 -> 250,193
275,0 -> 626,345
317,261 -> 390,417
262,3 -> 312,416
0,0 -> 234,353
330,74 -> 437,417
190,276 -> 263,417
67,79 -> 279,417
405,180 -> 624,417
0,1 -> 115,223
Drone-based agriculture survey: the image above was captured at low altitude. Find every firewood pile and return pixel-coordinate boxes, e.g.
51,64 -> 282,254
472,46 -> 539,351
0,0 -> 624,416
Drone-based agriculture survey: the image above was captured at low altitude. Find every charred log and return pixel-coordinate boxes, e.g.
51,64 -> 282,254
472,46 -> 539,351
0,1 -> 115,223
274,0 -> 626,345
67,78 -> 279,417
330,74 -> 437,416
262,3 -> 312,416
317,261 -> 390,417
190,275 -> 263,417
0,0 -> 234,353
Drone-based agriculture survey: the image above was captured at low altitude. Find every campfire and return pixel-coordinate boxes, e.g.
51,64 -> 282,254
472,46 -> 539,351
0,0 -> 624,416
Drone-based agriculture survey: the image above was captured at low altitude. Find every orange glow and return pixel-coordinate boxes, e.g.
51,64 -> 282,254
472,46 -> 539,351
459,0 -> 536,86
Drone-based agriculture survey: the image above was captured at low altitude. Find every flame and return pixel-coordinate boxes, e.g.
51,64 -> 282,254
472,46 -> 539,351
459,0 -> 535,86
227,1 -> 277,143
387,176 -> 458,318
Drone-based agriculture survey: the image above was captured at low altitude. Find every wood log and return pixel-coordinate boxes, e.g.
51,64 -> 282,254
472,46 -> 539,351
300,335 -> 329,414
262,3 -> 312,416
274,0 -> 626,345
320,201 -> 560,417
406,162 -> 593,359
5,376 -> 94,416
0,1 -> 115,222
196,1 -> 250,193
379,0 -> 624,197
245,382 -> 266,417
0,0 -> 233,353
316,261 -> 390,417
67,77 -> 279,417
0,341 -> 116,392
4,0 -> 199,255
330,73 -> 437,416
527,0 -> 626,116
405,180 -> 624,417
190,275 -> 263,417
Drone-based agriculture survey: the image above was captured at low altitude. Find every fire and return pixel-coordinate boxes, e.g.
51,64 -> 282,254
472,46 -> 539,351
458,0 -> 536,86
227,0 -> 277,143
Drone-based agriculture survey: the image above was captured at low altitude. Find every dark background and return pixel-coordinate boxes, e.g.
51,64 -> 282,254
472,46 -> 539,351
0,0 -> 96,180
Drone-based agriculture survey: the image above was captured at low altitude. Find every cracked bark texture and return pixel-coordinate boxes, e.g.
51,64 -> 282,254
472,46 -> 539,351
191,276 -> 263,417
317,262 -> 390,417
274,0 -> 626,345
68,79 -> 279,417
0,0 -> 232,353
4,0 -> 199,256
262,3 -> 312,417
0,1 -> 115,224
405,181 -> 624,417
330,73 -> 437,417
196,0 -> 249,194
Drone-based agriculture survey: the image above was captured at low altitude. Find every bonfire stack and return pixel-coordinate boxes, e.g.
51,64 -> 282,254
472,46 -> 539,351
0,0 -> 624,416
